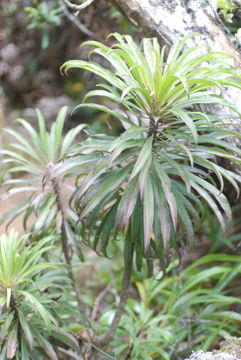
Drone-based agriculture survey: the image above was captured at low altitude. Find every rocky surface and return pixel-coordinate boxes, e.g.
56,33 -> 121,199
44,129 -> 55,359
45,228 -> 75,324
185,338 -> 241,360
185,350 -> 238,360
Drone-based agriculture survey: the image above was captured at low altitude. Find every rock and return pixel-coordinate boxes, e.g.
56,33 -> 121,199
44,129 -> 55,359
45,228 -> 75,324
220,337 -> 241,358
185,338 -> 241,360
185,350 -> 238,360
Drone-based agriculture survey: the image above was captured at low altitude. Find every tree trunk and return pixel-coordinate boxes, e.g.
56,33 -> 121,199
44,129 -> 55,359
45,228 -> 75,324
113,0 -> 241,163
114,0 -> 241,65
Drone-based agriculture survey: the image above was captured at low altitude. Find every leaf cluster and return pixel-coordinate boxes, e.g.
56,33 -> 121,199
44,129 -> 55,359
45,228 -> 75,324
0,230 -> 79,359
0,106 -> 85,259
61,33 -> 241,273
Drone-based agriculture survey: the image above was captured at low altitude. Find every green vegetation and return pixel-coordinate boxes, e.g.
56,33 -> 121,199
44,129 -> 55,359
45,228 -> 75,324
218,0 -> 238,23
112,255 -> 241,359
0,33 -> 241,359
0,106 -> 85,242
0,230 -> 79,359
25,1 -> 63,48
62,33 -> 241,272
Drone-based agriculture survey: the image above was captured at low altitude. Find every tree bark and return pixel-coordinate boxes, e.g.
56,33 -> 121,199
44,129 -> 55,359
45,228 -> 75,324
114,0 -> 241,64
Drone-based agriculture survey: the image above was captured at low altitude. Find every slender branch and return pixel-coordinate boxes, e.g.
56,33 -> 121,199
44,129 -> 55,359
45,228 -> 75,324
73,332 -> 117,360
51,177 -> 90,328
62,0 -> 95,12
58,347 -> 84,360
60,0 -> 94,36
91,285 -> 111,320
94,241 -> 134,345
86,343 -> 116,360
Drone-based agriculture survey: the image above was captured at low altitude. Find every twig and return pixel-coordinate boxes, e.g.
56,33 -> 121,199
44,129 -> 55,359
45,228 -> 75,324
94,240 -> 134,345
91,285 -> 111,320
62,0 -> 95,12
87,343 -> 116,360
73,332 -> 117,360
58,347 -> 84,360
51,177 -> 90,328
60,0 -> 94,36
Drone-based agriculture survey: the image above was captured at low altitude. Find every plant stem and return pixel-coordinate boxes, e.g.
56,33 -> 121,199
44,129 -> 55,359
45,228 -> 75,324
94,240 -> 134,346
10,294 -> 18,318
147,116 -> 158,141
51,177 -> 90,327
91,285 -> 111,321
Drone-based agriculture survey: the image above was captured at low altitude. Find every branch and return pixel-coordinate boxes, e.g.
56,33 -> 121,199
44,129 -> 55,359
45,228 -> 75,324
51,177 -> 90,328
94,239 -> 134,345
91,285 -> 111,321
58,347 -> 84,360
62,0 -> 95,12
73,332 -> 117,360
60,0 -> 94,36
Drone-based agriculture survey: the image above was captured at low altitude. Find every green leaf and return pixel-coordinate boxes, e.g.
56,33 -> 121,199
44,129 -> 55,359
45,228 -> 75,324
7,324 -> 18,359
17,291 -> 56,328
143,175 -> 154,251
18,311 -> 33,349
116,176 -> 139,228
170,108 -> 198,142
80,164 -> 132,219
129,136 -> 153,180
32,328 -> 58,360
153,158 -> 177,230
74,103 -> 134,126
60,123 -> 86,158
20,337 -> 30,360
